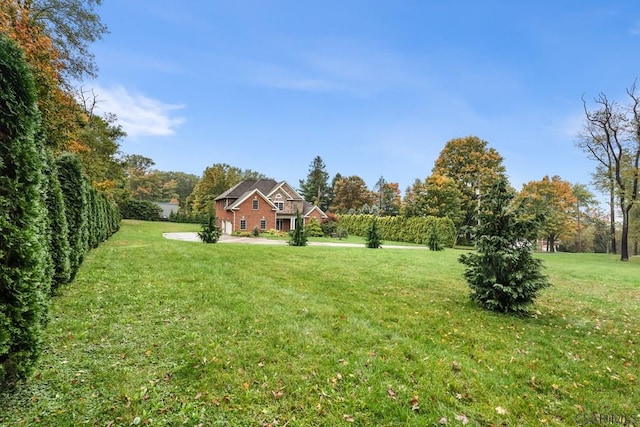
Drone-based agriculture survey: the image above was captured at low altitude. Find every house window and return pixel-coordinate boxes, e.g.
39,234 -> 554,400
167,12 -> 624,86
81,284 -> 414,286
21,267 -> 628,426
252,199 -> 259,210
275,201 -> 284,211
240,218 -> 247,230
260,218 -> 267,230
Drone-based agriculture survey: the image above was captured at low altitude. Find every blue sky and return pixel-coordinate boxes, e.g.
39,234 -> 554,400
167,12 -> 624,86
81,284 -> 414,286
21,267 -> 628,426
88,1 -> 640,196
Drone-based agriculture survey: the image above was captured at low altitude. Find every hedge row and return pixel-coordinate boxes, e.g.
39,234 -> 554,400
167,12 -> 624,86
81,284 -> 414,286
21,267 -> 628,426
1,35 -> 120,386
337,214 -> 456,247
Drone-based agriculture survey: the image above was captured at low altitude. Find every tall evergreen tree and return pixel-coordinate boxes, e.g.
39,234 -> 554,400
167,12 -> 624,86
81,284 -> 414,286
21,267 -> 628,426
56,152 -> 89,281
299,156 -> 331,211
288,210 -> 308,246
459,177 -> 550,314
0,34 -> 50,384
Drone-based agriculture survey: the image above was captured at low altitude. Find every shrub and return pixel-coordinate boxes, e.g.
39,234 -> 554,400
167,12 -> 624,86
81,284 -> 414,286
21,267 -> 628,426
338,214 -> 455,246
198,214 -> 221,243
459,177 -> 551,314
321,219 -> 338,236
41,148 -> 71,290
306,217 -> 324,237
365,217 -> 382,248
288,211 -> 307,246
427,228 -> 443,251
252,226 -> 260,237
0,34 -> 50,385
56,153 -> 89,281
119,199 -> 162,221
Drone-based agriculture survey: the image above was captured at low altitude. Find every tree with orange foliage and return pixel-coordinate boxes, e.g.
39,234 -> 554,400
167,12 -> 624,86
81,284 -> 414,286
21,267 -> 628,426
515,175 -> 577,252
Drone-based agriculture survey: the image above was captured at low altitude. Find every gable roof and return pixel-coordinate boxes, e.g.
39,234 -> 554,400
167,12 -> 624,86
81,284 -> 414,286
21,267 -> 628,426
302,201 -> 327,218
227,188 -> 277,210
215,179 -> 278,201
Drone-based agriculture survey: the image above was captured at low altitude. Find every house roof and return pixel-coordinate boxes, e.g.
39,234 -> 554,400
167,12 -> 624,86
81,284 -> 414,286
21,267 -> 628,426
215,179 -> 278,201
215,178 -> 326,217
303,201 -> 327,218
227,189 -> 277,210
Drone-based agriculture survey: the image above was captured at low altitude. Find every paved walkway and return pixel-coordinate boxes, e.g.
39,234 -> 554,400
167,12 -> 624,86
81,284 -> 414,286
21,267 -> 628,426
162,232 -> 427,249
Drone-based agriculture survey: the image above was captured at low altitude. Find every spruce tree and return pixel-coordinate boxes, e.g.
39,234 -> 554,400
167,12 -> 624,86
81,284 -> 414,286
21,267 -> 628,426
365,217 -> 382,248
198,213 -> 221,243
0,34 -> 50,384
459,177 -> 550,314
288,210 -> 308,246
299,156 -> 331,211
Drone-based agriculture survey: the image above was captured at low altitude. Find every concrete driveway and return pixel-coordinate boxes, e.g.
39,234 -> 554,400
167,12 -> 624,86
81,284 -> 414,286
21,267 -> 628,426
162,232 -> 427,249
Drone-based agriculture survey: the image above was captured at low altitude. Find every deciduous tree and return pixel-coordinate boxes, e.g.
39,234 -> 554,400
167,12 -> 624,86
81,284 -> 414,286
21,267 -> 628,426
579,86 -> 640,261
330,175 -> 374,213
189,163 -> 266,213
515,175 -> 576,252
432,136 -> 507,241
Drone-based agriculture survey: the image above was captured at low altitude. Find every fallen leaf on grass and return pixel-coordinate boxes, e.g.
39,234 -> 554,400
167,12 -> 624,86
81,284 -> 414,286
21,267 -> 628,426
387,387 -> 397,400
243,382 -> 249,390
455,414 -> 469,425
343,414 -> 355,422
271,390 -> 283,399
495,406 -> 507,415
409,394 -> 419,411
439,416 -> 448,424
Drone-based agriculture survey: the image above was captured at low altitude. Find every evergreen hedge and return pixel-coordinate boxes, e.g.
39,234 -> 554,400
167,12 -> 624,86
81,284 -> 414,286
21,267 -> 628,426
120,199 -> 162,221
0,34 -> 51,385
338,214 -> 456,247
56,153 -> 89,281
41,145 -> 71,290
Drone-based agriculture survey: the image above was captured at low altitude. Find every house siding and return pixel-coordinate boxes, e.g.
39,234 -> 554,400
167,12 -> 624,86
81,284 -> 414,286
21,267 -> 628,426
231,195 -> 274,232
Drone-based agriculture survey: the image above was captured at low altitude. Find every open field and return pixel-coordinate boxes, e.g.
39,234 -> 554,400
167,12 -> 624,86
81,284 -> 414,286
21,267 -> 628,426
1,220 -> 638,426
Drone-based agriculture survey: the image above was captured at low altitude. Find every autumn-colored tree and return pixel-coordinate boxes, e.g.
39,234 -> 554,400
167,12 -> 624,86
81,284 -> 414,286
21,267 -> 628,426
432,136 -> 507,240
189,163 -> 267,213
515,175 -> 577,252
373,176 -> 401,216
402,174 -> 463,224
579,85 -> 640,261
330,175 -> 374,213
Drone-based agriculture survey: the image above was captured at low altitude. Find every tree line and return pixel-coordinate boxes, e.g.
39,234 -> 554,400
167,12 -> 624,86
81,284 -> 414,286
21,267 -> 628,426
1,33 -> 119,386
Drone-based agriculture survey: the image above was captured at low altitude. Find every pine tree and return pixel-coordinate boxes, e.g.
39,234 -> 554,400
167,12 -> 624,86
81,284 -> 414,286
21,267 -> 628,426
459,177 -> 550,314
365,217 -> 382,248
299,156 -> 331,211
288,210 -> 308,246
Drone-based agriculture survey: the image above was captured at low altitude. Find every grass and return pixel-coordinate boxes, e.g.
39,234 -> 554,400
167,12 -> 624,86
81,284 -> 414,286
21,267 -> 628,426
1,220 -> 638,426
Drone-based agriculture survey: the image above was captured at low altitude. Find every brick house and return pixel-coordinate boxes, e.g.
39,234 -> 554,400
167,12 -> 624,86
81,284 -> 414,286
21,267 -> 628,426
215,179 -> 327,234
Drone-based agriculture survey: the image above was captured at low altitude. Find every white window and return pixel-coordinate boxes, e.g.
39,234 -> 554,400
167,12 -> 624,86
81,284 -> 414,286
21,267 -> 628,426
252,199 -> 259,210
260,218 -> 267,230
275,201 -> 284,211
240,218 -> 247,230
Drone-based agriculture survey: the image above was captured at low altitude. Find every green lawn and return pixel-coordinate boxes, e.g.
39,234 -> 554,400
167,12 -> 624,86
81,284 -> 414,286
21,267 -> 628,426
1,220 -> 638,426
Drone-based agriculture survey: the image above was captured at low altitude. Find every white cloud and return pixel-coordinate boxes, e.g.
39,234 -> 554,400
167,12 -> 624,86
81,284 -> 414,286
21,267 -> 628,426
89,84 -> 185,137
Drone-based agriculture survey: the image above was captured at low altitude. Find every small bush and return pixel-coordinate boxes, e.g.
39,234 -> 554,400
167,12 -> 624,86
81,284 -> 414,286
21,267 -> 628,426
252,226 -> 260,237
427,228 -> 443,251
306,217 -> 324,237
